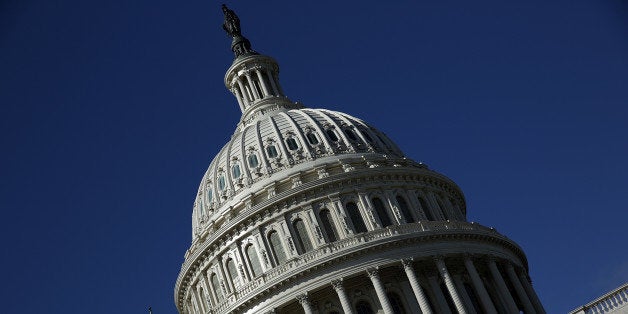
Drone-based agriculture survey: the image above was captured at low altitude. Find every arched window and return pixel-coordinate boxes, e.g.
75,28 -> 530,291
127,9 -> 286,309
306,132 -> 319,145
355,300 -> 374,314
218,174 -> 226,191
207,189 -> 212,203
293,219 -> 313,254
418,196 -> 434,221
372,197 -> 392,227
345,129 -> 358,141
286,138 -> 299,151
210,273 -> 223,302
226,258 -> 238,287
245,244 -> 262,277
267,231 -> 286,265
319,209 -> 338,242
346,202 -> 367,233
387,292 -> 407,314
231,163 -> 241,178
326,129 -> 339,142
396,196 -> 414,223
266,145 -> 278,158
247,154 -> 259,168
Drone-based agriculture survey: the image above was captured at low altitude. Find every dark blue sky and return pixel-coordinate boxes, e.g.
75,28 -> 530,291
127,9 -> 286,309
1,1 -> 627,313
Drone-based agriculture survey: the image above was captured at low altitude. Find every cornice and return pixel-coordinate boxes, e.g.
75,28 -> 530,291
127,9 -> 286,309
174,220 -> 528,312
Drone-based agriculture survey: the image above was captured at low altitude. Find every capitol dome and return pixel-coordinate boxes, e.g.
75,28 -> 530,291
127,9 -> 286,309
175,5 -> 546,314
192,106 -> 408,239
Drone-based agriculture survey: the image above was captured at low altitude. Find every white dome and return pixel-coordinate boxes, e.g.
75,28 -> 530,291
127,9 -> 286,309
191,107 -> 404,238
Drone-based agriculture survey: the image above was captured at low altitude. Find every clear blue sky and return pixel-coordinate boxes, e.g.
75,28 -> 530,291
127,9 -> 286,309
1,1 -> 627,313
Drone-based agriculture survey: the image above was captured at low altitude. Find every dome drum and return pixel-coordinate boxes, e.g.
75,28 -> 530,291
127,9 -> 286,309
191,156 -> 466,243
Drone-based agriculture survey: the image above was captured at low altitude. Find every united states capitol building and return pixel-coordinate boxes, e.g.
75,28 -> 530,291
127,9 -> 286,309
174,5 -> 547,314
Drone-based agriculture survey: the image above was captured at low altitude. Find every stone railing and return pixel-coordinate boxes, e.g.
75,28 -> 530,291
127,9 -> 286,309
569,282 -> 628,314
207,220 -> 507,314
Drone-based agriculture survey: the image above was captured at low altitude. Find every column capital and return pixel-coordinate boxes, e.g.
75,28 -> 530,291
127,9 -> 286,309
400,258 -> 414,269
331,279 -> 344,291
462,252 -> 481,261
296,293 -> 311,305
366,267 -> 379,279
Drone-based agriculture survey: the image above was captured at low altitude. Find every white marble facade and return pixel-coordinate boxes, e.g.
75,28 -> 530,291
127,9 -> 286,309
174,8 -> 546,314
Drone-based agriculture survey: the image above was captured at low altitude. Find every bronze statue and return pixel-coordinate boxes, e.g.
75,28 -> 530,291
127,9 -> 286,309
222,4 -> 241,37
220,4 -> 257,58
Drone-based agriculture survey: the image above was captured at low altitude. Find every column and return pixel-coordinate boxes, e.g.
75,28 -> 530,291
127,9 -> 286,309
236,78 -> 250,105
435,258 -> 467,314
426,193 -> 446,220
296,293 -> 314,314
266,69 -> 279,95
463,257 -> 497,313
200,273 -> 214,308
366,268 -> 394,314
190,288 -> 202,314
331,279 -> 354,314
255,69 -> 271,97
506,264 -> 535,314
232,87 -> 245,111
453,275 -> 476,314
487,259 -> 519,313
237,77 -> 253,105
517,270 -> 546,314
245,72 -> 260,100
427,274 -> 452,314
218,259 -> 232,295
401,259 -> 432,314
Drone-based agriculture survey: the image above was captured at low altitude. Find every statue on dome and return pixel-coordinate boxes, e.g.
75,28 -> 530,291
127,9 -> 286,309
222,4 -> 241,37
221,4 -> 257,58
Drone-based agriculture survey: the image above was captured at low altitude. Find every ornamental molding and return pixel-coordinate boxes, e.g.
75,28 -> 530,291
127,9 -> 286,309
175,220 -> 529,312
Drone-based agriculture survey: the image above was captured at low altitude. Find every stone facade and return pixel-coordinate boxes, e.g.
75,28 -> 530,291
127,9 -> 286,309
174,6 -> 546,314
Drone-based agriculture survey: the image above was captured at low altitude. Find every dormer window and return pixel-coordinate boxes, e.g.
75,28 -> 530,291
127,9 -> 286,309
345,129 -> 358,141
306,133 -> 319,145
326,129 -> 339,142
286,138 -> 299,151
218,174 -> 226,191
248,154 -> 259,168
361,130 -> 374,142
267,145 -> 278,158
232,163 -> 241,178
